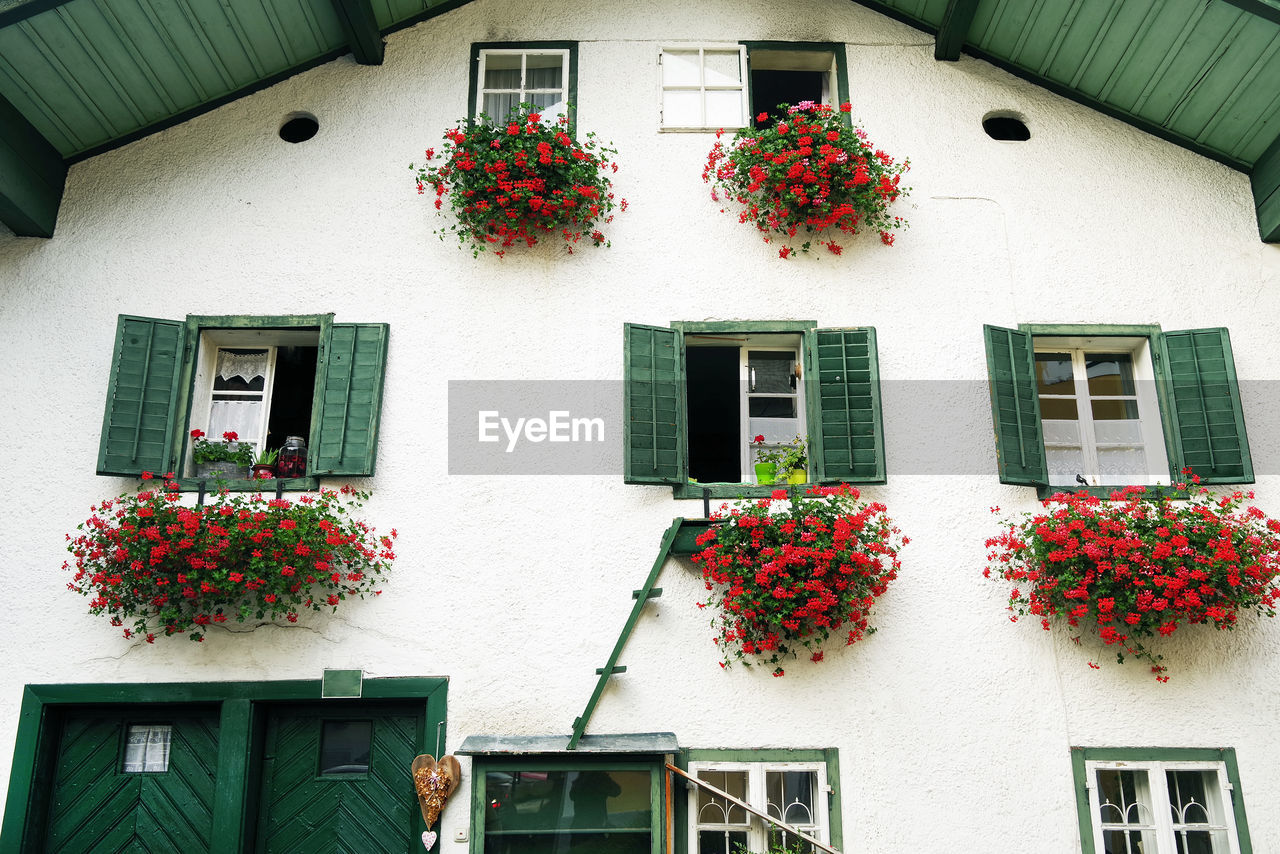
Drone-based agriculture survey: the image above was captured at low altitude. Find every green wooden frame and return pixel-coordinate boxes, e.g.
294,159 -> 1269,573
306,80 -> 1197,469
467,41 -> 579,134
0,677 -> 447,853
1070,746 -> 1252,854
740,41 -> 852,127
672,747 -> 843,854
468,757 -> 663,854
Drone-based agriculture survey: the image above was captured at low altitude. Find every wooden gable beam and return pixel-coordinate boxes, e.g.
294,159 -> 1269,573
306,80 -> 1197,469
0,92 -> 66,238
329,0 -> 384,65
1252,131 -> 1280,243
935,0 -> 981,61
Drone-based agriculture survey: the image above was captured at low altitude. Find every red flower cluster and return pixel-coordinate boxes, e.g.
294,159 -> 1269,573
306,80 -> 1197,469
412,104 -> 624,257
985,479 -> 1280,680
703,101 -> 909,257
691,484 -> 905,675
64,476 -> 397,642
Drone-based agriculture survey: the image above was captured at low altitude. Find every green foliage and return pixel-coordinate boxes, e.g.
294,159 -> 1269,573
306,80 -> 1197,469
190,429 -> 254,466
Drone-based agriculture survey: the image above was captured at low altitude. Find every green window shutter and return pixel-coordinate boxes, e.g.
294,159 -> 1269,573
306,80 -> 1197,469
623,323 -> 687,484
310,323 -> 389,476
983,324 -> 1048,486
96,315 -> 185,477
1158,328 -> 1253,483
808,327 -> 885,483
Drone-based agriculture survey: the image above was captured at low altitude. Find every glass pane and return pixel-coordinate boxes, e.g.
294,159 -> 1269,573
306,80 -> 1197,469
484,832 -> 650,854
1096,769 -> 1152,827
749,398 -> 797,418
1091,399 -> 1141,420
1046,447 -> 1085,484
1097,447 -> 1147,478
482,67 -> 521,91
749,351 -> 796,394
483,53 -> 521,73
122,724 -> 171,773
1042,419 -> 1081,446
696,770 -> 749,825
1038,398 -> 1078,420
1175,828 -> 1230,854
1103,828 -> 1158,854
703,50 -> 742,84
484,769 -> 652,833
705,89 -> 745,127
662,50 -> 701,85
698,829 -> 748,854
1093,420 -> 1143,444
1086,353 -> 1136,396
528,92 -> 561,111
663,90 -> 701,126
208,399 -> 263,448
482,93 -> 520,121
525,53 -> 563,72
1035,353 -> 1074,395
766,770 -> 816,826
1167,769 -> 1224,826
319,720 -> 371,775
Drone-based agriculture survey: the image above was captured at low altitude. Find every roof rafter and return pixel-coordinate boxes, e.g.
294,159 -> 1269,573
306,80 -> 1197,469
328,0 -> 384,65
934,0 -> 980,61
0,90 -> 65,237
1251,131 -> 1280,241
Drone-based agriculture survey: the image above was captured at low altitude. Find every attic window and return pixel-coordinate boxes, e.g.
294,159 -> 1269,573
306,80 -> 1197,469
279,113 -> 319,143
983,113 -> 1030,141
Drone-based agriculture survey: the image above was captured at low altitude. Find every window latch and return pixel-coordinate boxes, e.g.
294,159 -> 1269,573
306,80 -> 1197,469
749,367 -> 756,392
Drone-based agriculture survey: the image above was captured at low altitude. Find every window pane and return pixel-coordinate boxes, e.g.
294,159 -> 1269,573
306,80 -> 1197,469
766,770 -> 816,826
484,769 -> 651,833
662,51 -> 702,85
122,724 -> 171,773
749,351 -> 796,394
1091,399 -> 1140,420
1096,769 -> 1153,827
696,770 -> 749,825
208,400 -> 264,448
1175,829 -> 1230,854
482,93 -> 520,121
1035,353 -> 1074,395
663,90 -> 702,126
1039,398 -> 1079,420
703,50 -> 742,85
525,53 -> 563,72
749,398 -> 797,418
319,720 -> 371,775
1103,828 -> 1158,854
705,89 -> 744,127
1086,354 -> 1136,396
1097,447 -> 1147,478
698,829 -> 748,854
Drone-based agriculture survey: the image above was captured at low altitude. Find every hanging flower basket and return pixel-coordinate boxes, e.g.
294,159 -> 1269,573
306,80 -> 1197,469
412,104 -> 624,258
64,475 -> 397,642
690,485 -> 905,676
703,101 -> 909,258
984,478 -> 1280,680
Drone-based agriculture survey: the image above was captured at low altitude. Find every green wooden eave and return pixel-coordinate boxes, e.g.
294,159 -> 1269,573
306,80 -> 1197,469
1,0 -> 1279,240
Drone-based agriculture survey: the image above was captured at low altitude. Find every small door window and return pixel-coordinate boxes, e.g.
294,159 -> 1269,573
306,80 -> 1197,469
122,723 -> 172,773
319,720 -> 372,776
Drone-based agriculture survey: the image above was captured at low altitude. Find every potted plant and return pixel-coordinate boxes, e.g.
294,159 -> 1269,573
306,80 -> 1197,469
190,430 -> 254,479
750,435 -> 784,484
252,446 -> 280,479
703,100 -> 910,257
691,484 -> 905,676
64,474 -> 397,642
411,104 -> 625,258
780,436 -> 807,484
985,474 -> 1280,680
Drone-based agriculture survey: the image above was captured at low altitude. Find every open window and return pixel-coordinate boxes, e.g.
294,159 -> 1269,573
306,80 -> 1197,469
623,321 -> 885,497
97,314 -> 388,487
470,42 -> 577,126
1072,748 -> 1252,854
659,43 -> 847,131
983,324 -> 1252,493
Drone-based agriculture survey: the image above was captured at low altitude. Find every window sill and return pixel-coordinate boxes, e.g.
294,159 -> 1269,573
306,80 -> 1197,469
674,481 -> 811,500
175,476 -> 320,493
1034,484 -> 1191,501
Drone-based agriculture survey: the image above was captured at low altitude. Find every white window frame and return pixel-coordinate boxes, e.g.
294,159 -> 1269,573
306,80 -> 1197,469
1084,759 -> 1243,854
659,44 -> 749,131
186,328 -> 319,475
1033,335 -> 1170,488
686,332 -> 806,484
687,760 -> 830,853
474,48 -> 571,122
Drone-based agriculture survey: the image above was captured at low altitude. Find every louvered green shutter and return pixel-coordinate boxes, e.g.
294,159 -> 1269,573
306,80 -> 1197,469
808,327 -> 885,483
310,323 -> 389,476
1158,328 -> 1253,483
623,323 -> 687,484
983,324 -> 1048,485
96,315 -> 185,477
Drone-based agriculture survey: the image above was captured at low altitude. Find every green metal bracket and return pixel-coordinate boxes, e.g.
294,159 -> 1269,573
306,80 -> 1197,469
567,519 -> 682,750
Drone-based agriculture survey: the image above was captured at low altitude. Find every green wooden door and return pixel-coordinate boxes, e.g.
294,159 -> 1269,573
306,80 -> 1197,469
255,702 -> 423,853
43,706 -> 220,853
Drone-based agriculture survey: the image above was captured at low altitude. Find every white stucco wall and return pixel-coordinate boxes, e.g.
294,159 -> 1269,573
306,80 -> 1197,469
2,0 -> 1280,850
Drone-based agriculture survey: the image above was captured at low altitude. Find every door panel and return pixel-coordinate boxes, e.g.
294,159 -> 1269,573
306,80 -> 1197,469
256,702 -> 422,854
44,707 -> 220,853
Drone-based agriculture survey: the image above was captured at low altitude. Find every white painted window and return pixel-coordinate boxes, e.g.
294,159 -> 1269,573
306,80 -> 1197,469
475,48 -> 570,122
1033,336 -> 1169,487
685,333 -> 806,484
122,723 -> 171,773
1085,760 -> 1243,854
688,761 -> 829,853
186,328 -> 320,475
659,46 -> 749,130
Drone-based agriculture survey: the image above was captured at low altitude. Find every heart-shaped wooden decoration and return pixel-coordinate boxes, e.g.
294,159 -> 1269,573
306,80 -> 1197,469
421,830 -> 438,851
411,754 -> 461,829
